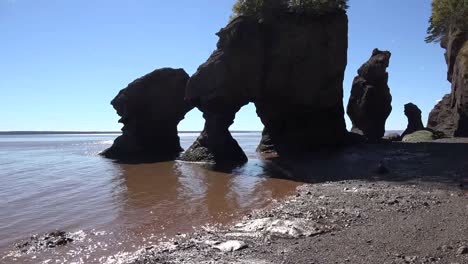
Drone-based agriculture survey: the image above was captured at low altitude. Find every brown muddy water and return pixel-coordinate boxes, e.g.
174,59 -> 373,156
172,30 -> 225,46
0,133 -> 301,263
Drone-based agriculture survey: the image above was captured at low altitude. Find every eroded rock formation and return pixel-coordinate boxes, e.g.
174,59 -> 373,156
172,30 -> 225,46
428,28 -> 468,137
401,103 -> 424,138
180,17 -> 261,164
102,68 -> 192,162
182,12 -> 349,162
347,49 -> 392,141
256,12 -> 348,153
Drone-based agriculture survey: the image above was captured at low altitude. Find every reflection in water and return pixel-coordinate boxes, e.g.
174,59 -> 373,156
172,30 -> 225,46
0,133 -> 301,263
115,159 -> 300,240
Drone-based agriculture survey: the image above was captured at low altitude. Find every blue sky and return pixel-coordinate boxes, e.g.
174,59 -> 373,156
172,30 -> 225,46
0,0 -> 449,131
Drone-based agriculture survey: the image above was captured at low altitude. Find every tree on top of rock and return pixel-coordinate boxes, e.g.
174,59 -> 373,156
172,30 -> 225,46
231,0 -> 348,20
426,0 -> 468,43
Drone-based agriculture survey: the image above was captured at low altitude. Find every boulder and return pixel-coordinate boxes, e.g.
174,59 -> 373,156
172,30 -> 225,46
183,12 -> 349,162
401,103 -> 425,138
347,49 -> 393,141
428,28 -> 468,137
102,68 -> 192,162
402,130 -> 436,143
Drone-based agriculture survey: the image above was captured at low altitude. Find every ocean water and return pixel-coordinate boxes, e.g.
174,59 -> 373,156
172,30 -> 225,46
0,132 -> 301,263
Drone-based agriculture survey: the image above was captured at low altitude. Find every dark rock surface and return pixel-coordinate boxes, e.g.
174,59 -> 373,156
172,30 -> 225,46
15,231 -> 77,254
102,68 -> 192,162
183,12 -> 348,162
401,103 -> 425,138
347,48 -> 392,141
428,28 -> 468,137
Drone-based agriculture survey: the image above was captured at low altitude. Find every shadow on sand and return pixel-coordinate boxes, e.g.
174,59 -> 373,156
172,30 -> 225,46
207,142 -> 468,189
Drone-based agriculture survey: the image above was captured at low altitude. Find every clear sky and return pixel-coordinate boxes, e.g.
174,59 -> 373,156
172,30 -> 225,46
0,0 -> 449,131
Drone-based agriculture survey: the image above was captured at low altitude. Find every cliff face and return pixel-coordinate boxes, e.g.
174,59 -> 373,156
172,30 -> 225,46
102,68 -> 193,162
428,28 -> 468,137
181,12 -> 349,163
347,49 -> 392,141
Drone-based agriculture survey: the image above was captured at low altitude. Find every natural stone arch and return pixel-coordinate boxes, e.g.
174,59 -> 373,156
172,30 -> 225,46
181,12 -> 349,165
104,10 -> 349,165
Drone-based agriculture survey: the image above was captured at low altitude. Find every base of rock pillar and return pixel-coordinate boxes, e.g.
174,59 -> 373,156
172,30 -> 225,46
180,132 -> 248,165
101,133 -> 183,163
256,129 -> 276,154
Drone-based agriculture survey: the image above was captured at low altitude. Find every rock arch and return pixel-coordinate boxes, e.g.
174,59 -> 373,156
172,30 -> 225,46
181,12 -> 349,164
104,11 -> 349,165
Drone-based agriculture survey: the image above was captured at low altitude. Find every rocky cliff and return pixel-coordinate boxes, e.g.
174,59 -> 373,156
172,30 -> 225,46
102,68 -> 192,162
428,28 -> 468,137
181,11 -> 348,163
347,49 -> 392,141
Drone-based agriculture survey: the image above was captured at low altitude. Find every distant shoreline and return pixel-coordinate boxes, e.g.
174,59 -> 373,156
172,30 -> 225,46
0,131 -> 263,135
0,130 -> 404,136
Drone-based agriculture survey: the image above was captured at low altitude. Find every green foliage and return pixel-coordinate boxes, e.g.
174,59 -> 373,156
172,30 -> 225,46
288,0 -> 348,13
426,0 -> 468,43
231,0 -> 348,20
232,0 -> 264,18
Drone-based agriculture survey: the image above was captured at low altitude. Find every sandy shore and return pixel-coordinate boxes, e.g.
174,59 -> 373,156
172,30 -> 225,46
4,140 -> 468,264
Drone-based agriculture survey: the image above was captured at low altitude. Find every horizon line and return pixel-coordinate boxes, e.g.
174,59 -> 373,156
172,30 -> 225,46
0,130 -> 264,135
0,129 -> 404,135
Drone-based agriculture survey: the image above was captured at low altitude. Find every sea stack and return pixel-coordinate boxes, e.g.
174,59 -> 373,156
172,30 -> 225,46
347,48 -> 393,141
102,68 -> 193,162
181,11 -> 349,163
401,103 -> 425,138
427,27 -> 468,137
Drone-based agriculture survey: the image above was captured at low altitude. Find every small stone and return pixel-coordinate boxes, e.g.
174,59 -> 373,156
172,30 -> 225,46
456,246 -> 468,255
439,245 -> 452,251
204,240 -> 221,246
213,240 -> 247,252
404,256 -> 417,262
